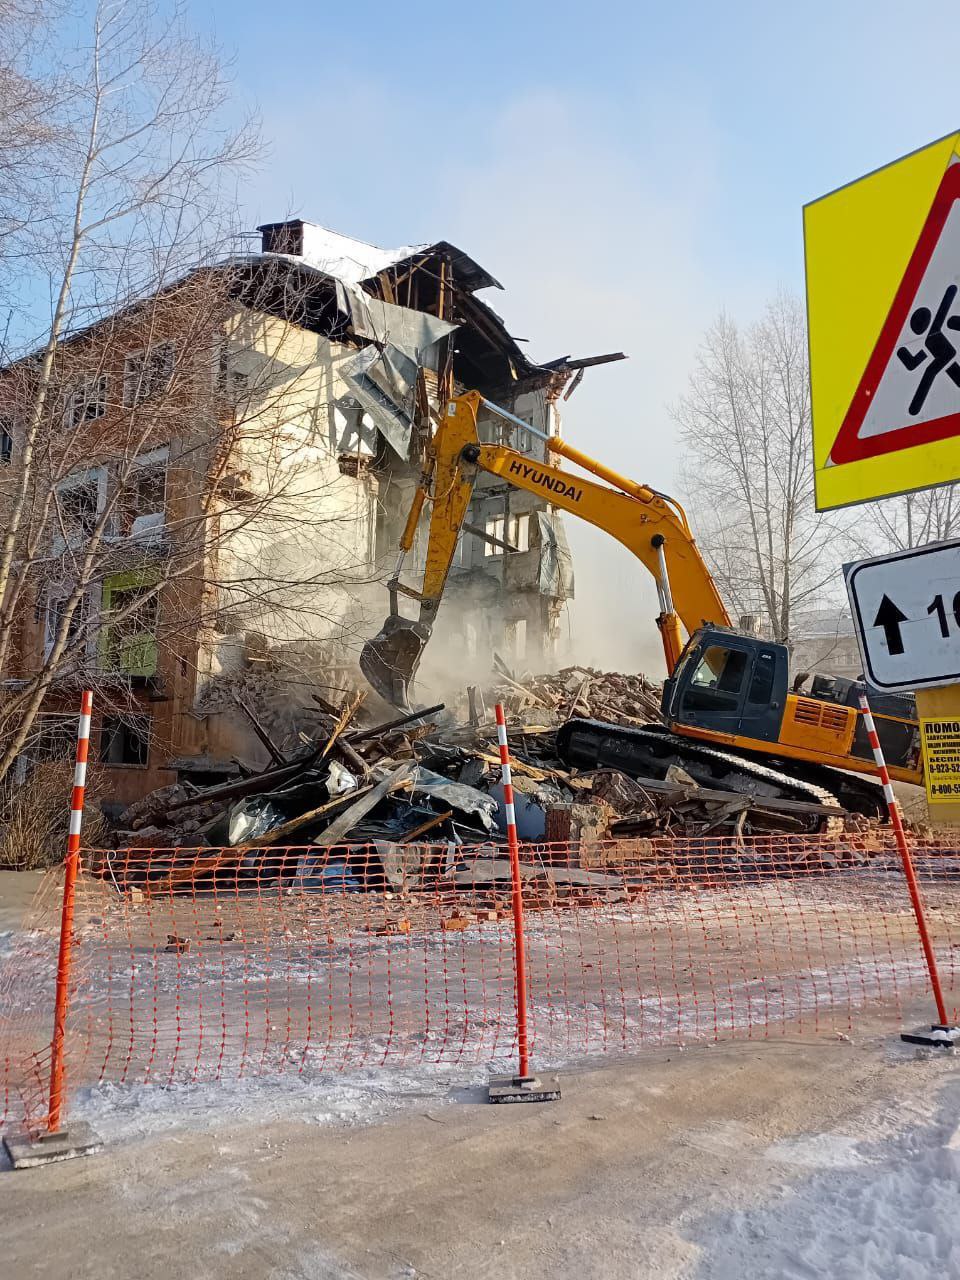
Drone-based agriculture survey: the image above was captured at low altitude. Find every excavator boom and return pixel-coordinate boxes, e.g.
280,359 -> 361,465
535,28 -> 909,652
360,391 -> 728,706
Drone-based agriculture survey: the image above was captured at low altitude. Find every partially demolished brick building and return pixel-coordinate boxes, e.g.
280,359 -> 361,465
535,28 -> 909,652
5,218 -> 620,805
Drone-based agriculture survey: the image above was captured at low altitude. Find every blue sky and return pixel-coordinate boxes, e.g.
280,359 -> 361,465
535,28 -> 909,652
186,1 -> 960,666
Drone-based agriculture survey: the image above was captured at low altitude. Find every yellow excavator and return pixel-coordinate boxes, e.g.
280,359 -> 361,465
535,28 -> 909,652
360,391 -> 922,822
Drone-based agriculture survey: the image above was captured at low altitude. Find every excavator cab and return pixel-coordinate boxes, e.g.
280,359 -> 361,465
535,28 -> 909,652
664,626 -> 921,776
663,628 -> 790,744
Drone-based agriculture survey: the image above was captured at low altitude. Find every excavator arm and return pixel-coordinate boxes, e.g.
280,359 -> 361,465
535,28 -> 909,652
361,390 -> 730,707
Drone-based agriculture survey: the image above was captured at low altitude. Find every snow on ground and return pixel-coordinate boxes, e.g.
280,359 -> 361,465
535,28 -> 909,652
67,1058 -> 491,1145
689,1068 -> 960,1279
4,866 -> 960,1146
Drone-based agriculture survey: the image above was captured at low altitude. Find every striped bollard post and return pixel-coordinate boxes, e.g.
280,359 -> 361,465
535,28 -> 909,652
858,691 -> 957,1046
487,702 -> 559,1103
47,690 -> 93,1132
5,690 -> 103,1164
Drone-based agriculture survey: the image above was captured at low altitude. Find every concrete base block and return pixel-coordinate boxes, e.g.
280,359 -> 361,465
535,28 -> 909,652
488,1074 -> 561,1104
901,1024 -> 960,1049
3,1121 -> 102,1169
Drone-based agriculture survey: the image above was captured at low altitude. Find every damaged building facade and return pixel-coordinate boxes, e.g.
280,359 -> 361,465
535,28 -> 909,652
252,220 -> 590,676
3,219 -> 619,806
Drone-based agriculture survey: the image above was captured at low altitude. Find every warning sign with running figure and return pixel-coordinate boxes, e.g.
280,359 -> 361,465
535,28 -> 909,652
805,132 -> 960,510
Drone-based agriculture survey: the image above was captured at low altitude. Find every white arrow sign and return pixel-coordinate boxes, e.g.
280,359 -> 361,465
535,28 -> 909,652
844,539 -> 960,692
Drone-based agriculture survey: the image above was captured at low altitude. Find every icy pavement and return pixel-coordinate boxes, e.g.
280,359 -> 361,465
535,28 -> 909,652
690,1071 -> 960,1278
67,1059 -> 494,1145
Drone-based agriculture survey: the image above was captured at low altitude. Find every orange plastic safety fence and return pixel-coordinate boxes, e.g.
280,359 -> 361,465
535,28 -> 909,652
2,832 -> 960,1131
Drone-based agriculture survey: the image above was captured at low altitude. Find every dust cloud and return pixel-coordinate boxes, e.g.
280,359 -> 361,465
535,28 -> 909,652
562,521 -> 669,678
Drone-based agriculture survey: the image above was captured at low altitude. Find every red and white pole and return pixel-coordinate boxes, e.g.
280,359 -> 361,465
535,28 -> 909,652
858,691 -> 949,1027
47,689 -> 93,1132
495,701 -> 530,1078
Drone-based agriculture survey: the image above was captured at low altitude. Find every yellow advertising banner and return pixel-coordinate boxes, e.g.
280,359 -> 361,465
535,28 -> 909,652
920,715 -> 960,803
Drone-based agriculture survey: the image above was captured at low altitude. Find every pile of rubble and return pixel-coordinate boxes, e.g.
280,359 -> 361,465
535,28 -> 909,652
480,664 -> 664,726
100,667 -> 896,894
108,694 -> 480,856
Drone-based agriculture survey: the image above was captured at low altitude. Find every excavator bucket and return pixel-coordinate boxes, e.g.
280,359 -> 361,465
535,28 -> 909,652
359,616 -> 433,709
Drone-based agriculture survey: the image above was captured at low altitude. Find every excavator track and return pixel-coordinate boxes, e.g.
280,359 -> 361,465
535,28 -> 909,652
729,754 -> 887,822
556,719 -> 845,835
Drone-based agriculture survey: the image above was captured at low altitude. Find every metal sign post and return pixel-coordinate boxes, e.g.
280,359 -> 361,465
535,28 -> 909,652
3,690 -> 103,1169
857,693 -> 957,1046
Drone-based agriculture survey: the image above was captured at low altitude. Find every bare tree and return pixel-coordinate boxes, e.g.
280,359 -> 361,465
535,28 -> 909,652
675,293 -> 845,646
0,2 -> 378,783
855,483 -> 960,553
0,2 -> 62,281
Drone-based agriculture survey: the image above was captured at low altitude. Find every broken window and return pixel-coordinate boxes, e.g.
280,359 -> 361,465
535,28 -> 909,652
483,513 -> 529,557
101,570 -> 159,676
123,342 -> 175,408
132,461 -> 165,521
513,513 -> 530,553
535,510 -> 575,597
330,403 -> 377,457
62,376 -> 108,429
479,417 -> 532,452
99,715 -> 150,766
120,448 -> 168,536
484,515 -> 505,557
44,590 -> 89,662
505,618 -> 527,662
56,470 -> 104,539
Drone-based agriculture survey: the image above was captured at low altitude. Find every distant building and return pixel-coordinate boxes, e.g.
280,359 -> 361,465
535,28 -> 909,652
788,609 -> 863,682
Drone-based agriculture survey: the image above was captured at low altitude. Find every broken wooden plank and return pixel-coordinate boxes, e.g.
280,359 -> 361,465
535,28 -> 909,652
398,809 -> 453,844
490,669 -> 555,709
312,762 -> 417,847
346,703 -> 445,743
255,784 -> 376,845
317,691 -> 365,764
565,677 -> 591,719
331,735 -> 370,779
165,756 -> 319,813
229,690 -> 287,766
474,750 -> 564,783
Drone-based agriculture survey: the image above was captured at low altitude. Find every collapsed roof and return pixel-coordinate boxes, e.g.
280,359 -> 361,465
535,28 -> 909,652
250,219 -> 625,396
256,221 -> 502,293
